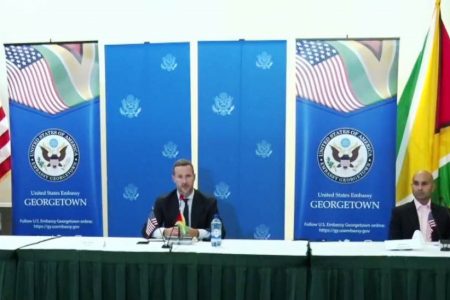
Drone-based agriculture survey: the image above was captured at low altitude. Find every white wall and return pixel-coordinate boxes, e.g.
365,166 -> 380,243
0,0 -> 446,236
0,0 -> 444,89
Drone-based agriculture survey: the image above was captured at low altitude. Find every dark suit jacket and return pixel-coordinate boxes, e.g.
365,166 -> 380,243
142,189 -> 225,239
389,200 -> 450,241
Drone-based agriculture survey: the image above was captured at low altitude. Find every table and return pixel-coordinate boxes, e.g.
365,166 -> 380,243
309,241 -> 450,300
16,237 -> 308,300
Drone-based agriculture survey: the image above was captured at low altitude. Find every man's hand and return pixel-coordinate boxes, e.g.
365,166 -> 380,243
164,227 -> 179,237
187,228 -> 199,238
164,227 -> 199,238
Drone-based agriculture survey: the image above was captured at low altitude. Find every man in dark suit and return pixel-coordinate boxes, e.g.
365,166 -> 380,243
143,159 -> 224,240
389,170 -> 450,241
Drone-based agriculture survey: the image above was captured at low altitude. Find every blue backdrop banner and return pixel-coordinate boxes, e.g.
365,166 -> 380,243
198,41 -> 286,239
105,43 -> 191,237
294,39 -> 399,241
6,42 -> 102,235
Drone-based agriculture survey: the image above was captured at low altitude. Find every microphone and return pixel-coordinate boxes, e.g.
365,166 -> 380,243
162,193 -> 185,250
162,202 -> 181,249
429,210 -> 441,241
157,223 -> 167,244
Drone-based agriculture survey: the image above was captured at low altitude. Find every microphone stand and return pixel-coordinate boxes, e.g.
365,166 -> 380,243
157,225 -> 167,244
430,211 -> 441,242
18,235 -> 63,250
162,194 -> 187,250
162,226 -> 176,250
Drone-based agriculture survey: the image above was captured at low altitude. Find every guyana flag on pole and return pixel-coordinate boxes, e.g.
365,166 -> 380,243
397,0 -> 450,205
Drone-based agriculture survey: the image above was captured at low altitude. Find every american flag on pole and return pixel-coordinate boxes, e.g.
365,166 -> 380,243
144,214 -> 159,238
0,103 -> 11,180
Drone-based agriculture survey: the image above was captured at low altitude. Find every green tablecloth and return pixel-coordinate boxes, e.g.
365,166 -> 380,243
0,250 -> 17,300
8,240 -> 450,300
310,255 -> 450,300
16,249 -> 308,300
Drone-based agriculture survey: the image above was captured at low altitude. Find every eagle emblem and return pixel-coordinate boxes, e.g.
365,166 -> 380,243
256,51 -> 273,70
330,144 -> 361,169
40,145 -> 68,168
29,129 -> 80,181
119,94 -> 141,118
317,128 -> 374,184
212,93 -> 235,116
214,182 -> 231,200
161,54 -> 178,71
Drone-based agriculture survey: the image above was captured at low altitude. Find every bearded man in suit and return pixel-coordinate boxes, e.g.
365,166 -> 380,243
143,159 -> 224,240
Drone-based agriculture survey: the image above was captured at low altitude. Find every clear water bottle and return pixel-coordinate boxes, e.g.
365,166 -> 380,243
211,214 -> 222,247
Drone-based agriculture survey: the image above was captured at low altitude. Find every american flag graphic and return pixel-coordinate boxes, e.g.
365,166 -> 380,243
0,105 -> 11,179
295,40 -> 363,112
145,215 -> 159,238
5,45 -> 68,114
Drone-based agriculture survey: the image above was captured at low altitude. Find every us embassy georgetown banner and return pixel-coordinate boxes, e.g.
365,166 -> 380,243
105,43 -> 191,236
294,39 -> 399,241
5,42 -> 102,235
198,41 -> 286,239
